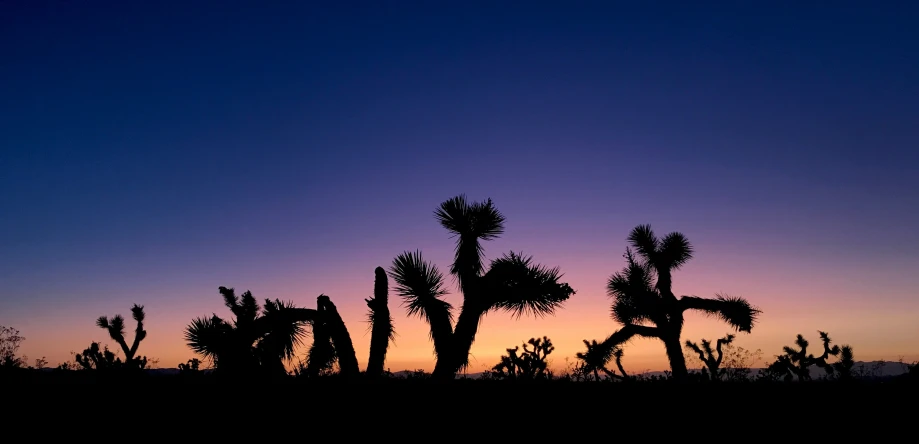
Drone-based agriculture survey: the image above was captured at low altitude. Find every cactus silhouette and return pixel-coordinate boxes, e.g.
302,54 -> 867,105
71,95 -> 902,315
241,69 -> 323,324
365,266 -> 394,378
769,331 -> 854,381
684,334 -> 735,381
491,336 -> 555,380
95,304 -> 148,368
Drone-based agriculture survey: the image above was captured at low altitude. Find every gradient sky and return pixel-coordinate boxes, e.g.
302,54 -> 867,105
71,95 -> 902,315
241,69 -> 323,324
2,1 -> 918,373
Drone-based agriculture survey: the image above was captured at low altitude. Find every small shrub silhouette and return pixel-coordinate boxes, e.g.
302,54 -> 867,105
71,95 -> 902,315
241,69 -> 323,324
0,325 -> 26,369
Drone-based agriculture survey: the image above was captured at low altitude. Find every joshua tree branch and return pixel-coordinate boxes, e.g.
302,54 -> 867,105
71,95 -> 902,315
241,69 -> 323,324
614,352 -> 629,379
685,340 -> 707,364
714,335 -> 733,368
599,324 -> 659,359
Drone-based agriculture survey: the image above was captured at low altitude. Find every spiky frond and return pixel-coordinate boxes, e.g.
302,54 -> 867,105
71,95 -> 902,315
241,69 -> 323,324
434,195 -> 506,240
109,315 -> 126,336
483,251 -> 574,318
606,249 -> 655,299
434,195 -> 506,290
96,316 -> 109,329
577,339 -> 614,369
237,291 -> 260,324
131,304 -> 145,323
390,250 -> 452,319
607,249 -> 660,325
389,251 -> 454,358
658,232 -> 693,270
219,286 -> 238,311
258,299 -> 310,361
795,334 -> 808,350
679,293 -> 761,333
185,315 -> 232,361
627,224 -> 659,262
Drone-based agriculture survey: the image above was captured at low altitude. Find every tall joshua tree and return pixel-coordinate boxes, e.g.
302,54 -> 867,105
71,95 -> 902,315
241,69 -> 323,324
684,334 -> 735,381
589,225 -> 760,381
96,304 -> 147,368
365,267 -> 394,377
390,195 -> 575,380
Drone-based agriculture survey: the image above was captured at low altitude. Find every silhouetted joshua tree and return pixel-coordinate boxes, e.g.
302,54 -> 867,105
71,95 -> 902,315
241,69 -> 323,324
588,225 -> 760,381
75,341 -> 144,370
185,287 -> 314,378
769,331 -> 854,381
576,339 -> 629,380
389,195 -> 575,380
95,304 -> 148,368
185,286 -> 369,379
365,267 -> 395,378
684,334 -> 735,381
491,336 -> 555,380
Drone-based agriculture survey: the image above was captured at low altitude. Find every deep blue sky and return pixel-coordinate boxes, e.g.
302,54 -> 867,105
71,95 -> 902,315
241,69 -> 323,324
2,1 -> 917,368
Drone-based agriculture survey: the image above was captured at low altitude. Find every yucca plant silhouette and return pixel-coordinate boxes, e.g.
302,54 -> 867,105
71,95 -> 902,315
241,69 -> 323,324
684,334 -> 735,381
389,195 -> 575,380
364,267 -> 394,378
576,339 -> 628,380
95,304 -> 147,369
588,225 -> 760,381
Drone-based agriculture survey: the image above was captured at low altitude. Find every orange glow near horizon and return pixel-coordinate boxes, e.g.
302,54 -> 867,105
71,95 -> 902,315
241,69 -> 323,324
13,241 -> 919,373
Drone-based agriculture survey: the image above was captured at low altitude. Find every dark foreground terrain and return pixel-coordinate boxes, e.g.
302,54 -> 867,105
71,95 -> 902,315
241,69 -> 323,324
4,369 -> 914,435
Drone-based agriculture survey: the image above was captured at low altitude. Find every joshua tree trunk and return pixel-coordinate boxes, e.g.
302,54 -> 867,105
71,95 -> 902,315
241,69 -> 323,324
318,295 -> 360,377
663,333 -> 688,381
365,267 -> 392,378
434,304 -> 485,380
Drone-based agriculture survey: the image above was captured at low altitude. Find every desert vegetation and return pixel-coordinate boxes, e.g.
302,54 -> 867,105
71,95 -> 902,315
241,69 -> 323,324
1,195 -> 915,385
